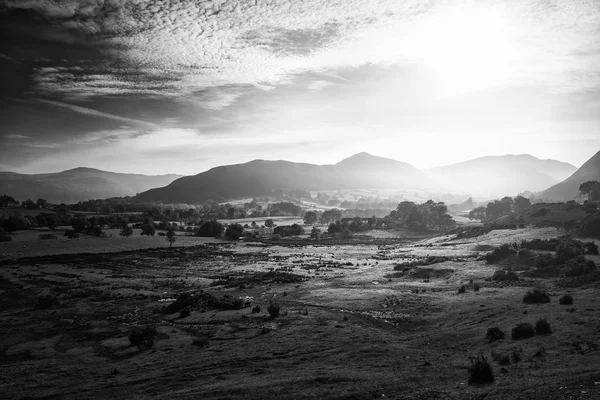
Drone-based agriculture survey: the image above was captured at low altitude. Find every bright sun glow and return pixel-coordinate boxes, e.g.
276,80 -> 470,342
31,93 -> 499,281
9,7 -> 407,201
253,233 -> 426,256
417,5 -> 521,97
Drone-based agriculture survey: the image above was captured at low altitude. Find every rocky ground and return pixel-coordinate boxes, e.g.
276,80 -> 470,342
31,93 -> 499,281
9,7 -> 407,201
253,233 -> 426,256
1,227 -> 600,399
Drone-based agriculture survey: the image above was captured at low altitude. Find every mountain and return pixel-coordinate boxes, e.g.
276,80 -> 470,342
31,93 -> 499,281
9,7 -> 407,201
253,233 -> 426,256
538,150 -> 600,201
426,154 -> 577,199
0,167 -> 183,204
136,153 -> 435,203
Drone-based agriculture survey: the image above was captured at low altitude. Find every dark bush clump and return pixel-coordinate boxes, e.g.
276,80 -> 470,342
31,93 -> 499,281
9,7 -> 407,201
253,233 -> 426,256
458,285 -> 466,294
563,257 -> 593,277
192,338 -> 209,347
493,270 -> 519,281
213,295 -> 244,310
467,354 -> 494,384
38,233 -> 58,240
534,253 -> 555,268
523,289 -> 550,304
128,326 -> 157,350
520,238 -> 558,251
251,305 -> 261,313
35,294 -> 60,309
63,229 -> 79,239
473,283 -> 480,292
556,243 -> 583,264
486,327 -> 505,342
491,351 -> 510,366
535,318 -> 552,335
180,308 -> 190,318
485,244 -> 516,264
0,227 -> 12,242
583,241 -> 599,255
267,302 -> 281,318
559,294 -> 573,305
512,322 -> 535,340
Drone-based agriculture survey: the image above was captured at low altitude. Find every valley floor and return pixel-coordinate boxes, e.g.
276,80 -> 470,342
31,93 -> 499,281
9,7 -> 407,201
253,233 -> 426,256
1,227 -> 600,399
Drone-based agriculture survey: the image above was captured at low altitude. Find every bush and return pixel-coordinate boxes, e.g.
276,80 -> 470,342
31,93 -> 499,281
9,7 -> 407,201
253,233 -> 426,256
473,283 -> 480,292
38,233 -> 58,240
267,302 -> 281,318
535,318 -> 552,335
493,270 -> 518,281
534,253 -> 555,268
520,239 -> 558,251
559,294 -> 573,305
581,216 -> 600,236
180,308 -> 190,318
563,257 -> 592,277
192,338 -> 209,347
486,327 -> 505,342
63,229 -> 79,239
556,243 -> 583,264
467,354 -> 494,384
523,289 -> 550,304
583,241 -> 599,255
485,244 -> 516,264
225,223 -> 244,240
128,326 -> 157,350
35,294 -> 60,309
0,227 -> 12,242
251,305 -> 261,314
512,322 -> 535,339
458,285 -> 466,294
491,351 -> 510,366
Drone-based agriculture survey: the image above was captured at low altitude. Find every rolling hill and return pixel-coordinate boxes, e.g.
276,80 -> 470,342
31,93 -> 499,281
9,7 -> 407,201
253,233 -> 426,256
0,168 -> 182,204
426,154 -> 577,199
538,150 -> 600,201
135,153 -> 435,203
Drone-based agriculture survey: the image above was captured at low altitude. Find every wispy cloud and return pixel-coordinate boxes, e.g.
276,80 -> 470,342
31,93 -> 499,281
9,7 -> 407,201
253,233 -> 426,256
35,99 -> 160,130
4,134 -> 30,140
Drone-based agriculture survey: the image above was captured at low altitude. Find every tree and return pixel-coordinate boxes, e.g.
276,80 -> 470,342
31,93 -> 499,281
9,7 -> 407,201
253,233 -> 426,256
310,226 -> 321,239
469,206 -> 486,220
141,223 -> 156,236
514,196 -> 531,211
196,220 -> 224,238
0,227 -> 12,242
320,208 -> 342,224
36,198 -> 48,209
71,216 -> 89,232
166,229 -> 176,247
303,211 -> 318,225
264,219 -> 275,228
579,181 -> 600,201
120,225 -> 134,237
227,207 -> 235,219
225,223 -> 244,240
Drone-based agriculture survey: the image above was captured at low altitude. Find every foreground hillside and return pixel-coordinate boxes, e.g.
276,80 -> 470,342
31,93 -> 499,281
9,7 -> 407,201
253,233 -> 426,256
0,168 -> 182,204
1,227 -> 599,399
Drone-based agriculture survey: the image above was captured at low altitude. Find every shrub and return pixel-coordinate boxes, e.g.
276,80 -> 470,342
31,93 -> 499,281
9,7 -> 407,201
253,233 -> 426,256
473,283 -> 480,292
523,289 -> 550,304
128,326 -> 157,350
559,294 -> 573,305
534,253 -> 555,268
563,257 -> 592,277
35,294 -> 60,309
520,239 -> 558,251
63,229 -> 79,239
267,302 -> 281,318
511,322 -> 535,339
491,351 -> 510,366
467,354 -> 494,384
583,241 -> 599,255
556,243 -> 583,264
486,327 -> 505,342
485,244 -> 516,264
251,305 -> 261,313
180,308 -> 190,318
511,349 -> 522,362
535,318 -> 552,335
493,270 -> 518,281
192,338 -> 209,347
458,285 -> 466,294
38,233 -> 58,240
581,216 -> 600,236
0,227 -> 12,242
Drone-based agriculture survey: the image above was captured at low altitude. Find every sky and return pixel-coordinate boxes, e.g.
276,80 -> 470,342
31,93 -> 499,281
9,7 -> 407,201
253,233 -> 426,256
0,0 -> 599,175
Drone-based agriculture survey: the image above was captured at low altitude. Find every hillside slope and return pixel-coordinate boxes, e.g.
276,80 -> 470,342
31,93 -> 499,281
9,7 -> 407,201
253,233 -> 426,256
0,168 -> 183,203
539,150 -> 600,201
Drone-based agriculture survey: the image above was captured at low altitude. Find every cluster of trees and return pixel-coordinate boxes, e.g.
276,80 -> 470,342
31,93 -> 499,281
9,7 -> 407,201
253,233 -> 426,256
579,181 -> 600,202
385,200 -> 456,232
469,196 -> 532,222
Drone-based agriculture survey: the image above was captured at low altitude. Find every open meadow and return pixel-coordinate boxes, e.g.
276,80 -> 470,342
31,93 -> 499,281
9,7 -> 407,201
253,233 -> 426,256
1,226 -> 600,399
